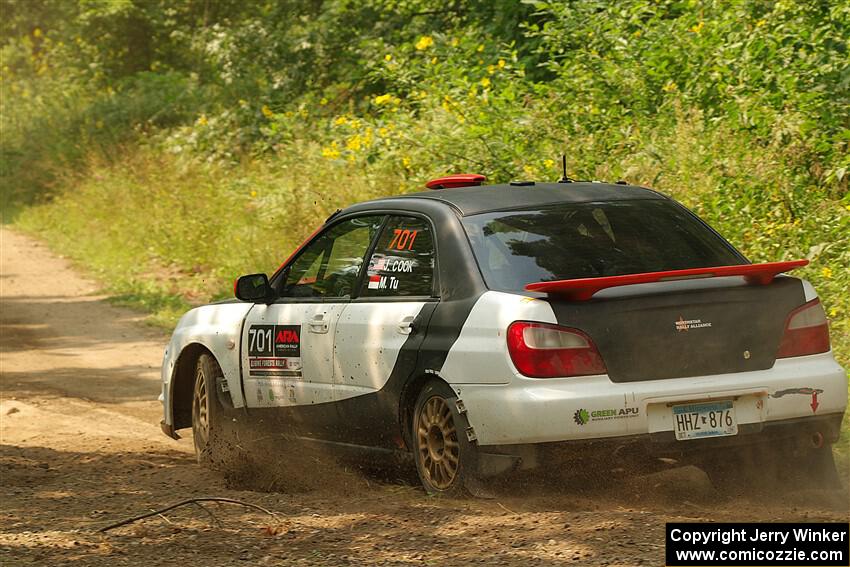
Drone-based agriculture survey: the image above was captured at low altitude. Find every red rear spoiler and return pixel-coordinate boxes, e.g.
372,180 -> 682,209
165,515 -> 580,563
524,260 -> 809,301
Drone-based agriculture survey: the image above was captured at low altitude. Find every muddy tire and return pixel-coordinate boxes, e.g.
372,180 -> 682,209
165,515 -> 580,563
192,353 -> 227,467
412,380 -> 476,497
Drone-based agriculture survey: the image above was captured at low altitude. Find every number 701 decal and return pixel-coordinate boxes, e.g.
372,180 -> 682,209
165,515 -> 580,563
388,229 -> 418,251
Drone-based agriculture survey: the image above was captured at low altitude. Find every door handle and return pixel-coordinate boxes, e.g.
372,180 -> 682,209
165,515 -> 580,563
397,315 -> 416,335
308,314 -> 329,334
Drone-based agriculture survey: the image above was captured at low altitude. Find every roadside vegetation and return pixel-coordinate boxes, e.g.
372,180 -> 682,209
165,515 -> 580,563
2,1 -> 848,444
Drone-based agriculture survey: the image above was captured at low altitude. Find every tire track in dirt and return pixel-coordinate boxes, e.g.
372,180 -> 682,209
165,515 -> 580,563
1,226 -> 847,566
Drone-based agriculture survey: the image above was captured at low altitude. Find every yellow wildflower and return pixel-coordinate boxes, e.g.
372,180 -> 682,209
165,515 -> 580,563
523,165 -> 535,177
477,44 -> 484,52
498,59 -> 506,68
321,142 -> 340,159
334,116 -> 348,126
544,159 -> 555,169
33,28 -> 42,38
633,30 -> 642,37
451,38 -> 459,47
487,64 -> 496,74
821,267 -> 833,279
378,127 -> 388,137
690,21 -> 704,34
384,54 -> 392,61
402,156 -> 411,169
756,19 -> 766,27
261,105 -> 274,118
196,114 -> 208,126
415,36 -> 434,51
662,81 -> 678,93
250,190 -> 258,198
346,134 -> 362,152
431,56 -> 438,65
480,77 -> 491,88
829,307 -> 838,318
319,97 -> 328,105
374,94 -> 393,105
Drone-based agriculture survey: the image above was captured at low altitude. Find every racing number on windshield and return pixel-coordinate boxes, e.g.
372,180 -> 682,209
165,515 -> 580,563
361,216 -> 434,297
388,229 -> 418,251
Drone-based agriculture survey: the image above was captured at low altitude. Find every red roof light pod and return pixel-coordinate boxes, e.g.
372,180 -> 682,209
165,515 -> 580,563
426,173 -> 486,190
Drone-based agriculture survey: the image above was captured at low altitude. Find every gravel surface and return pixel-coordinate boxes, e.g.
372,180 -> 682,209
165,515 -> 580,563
2,227 -> 847,566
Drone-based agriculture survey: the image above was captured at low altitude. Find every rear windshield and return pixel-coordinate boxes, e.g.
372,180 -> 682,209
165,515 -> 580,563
462,200 -> 745,293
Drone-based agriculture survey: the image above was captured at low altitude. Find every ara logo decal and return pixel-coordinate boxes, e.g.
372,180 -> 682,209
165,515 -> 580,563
276,328 -> 299,345
675,316 -> 712,332
273,325 -> 300,356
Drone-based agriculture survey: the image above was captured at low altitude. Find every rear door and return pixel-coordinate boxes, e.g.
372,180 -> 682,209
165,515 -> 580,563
333,215 -> 437,404
241,215 -> 385,408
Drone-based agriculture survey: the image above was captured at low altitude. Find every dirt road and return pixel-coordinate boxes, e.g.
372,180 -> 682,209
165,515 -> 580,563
1,227 -> 848,566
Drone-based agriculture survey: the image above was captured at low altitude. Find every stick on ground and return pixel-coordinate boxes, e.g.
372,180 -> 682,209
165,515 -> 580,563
97,497 -> 278,532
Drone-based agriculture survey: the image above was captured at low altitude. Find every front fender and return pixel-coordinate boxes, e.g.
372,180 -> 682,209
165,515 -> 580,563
161,301 -> 254,427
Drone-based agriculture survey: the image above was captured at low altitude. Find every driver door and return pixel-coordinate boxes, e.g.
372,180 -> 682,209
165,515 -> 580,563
241,215 -> 385,409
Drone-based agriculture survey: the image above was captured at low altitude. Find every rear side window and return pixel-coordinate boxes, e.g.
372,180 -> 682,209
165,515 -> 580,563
462,200 -> 744,293
360,216 -> 435,298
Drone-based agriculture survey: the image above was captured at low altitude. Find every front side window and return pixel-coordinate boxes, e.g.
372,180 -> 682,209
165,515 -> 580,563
360,216 -> 435,298
462,200 -> 744,293
280,215 -> 384,299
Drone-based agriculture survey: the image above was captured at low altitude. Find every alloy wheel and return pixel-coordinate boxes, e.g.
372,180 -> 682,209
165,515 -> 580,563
416,396 -> 460,489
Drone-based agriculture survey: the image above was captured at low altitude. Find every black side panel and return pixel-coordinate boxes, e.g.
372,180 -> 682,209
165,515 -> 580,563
547,277 -> 806,382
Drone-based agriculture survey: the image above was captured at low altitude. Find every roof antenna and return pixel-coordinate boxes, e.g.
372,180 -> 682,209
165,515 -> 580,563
557,155 -> 573,183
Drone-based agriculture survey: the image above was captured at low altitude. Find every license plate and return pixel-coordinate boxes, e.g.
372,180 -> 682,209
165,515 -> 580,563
672,400 -> 737,441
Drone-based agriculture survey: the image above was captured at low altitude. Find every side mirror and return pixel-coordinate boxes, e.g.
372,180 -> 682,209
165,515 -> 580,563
234,273 -> 275,303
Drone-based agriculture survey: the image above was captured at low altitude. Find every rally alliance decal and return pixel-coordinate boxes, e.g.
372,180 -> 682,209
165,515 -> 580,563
675,316 -> 712,332
247,324 -> 302,377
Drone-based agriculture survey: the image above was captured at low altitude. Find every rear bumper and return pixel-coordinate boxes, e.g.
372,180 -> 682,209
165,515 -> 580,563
452,351 -> 847,446
475,413 -> 844,476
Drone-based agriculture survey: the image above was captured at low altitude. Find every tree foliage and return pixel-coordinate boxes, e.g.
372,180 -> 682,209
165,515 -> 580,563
1,0 -> 848,367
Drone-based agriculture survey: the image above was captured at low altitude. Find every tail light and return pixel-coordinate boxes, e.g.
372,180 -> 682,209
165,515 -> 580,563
507,321 -> 607,378
777,299 -> 830,358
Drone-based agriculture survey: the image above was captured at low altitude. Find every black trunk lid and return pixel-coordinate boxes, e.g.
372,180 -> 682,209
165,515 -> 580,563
545,276 -> 806,382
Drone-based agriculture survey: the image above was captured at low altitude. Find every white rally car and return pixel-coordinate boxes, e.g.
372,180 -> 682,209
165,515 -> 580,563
160,175 -> 847,495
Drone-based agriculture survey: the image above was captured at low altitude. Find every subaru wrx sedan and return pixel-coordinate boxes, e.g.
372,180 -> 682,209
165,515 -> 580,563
160,175 -> 847,495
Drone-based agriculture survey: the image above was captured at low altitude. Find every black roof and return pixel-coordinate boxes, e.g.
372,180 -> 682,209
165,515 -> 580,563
351,182 -> 666,217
